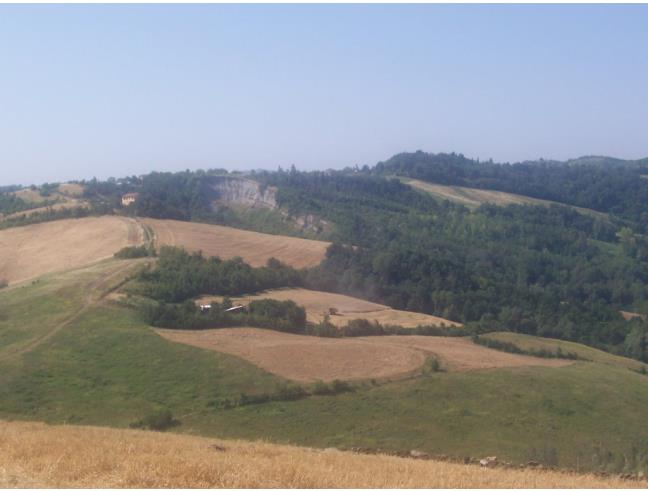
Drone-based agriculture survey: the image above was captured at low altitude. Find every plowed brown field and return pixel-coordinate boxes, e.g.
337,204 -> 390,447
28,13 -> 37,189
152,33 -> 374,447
0,217 -> 144,285
155,327 -> 571,382
198,288 -> 460,328
142,218 -> 329,268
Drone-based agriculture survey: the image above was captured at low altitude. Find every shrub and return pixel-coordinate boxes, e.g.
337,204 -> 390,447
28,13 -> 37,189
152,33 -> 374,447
311,380 -> 332,395
129,409 -> 179,431
330,379 -> 353,394
114,245 -> 156,259
0,278 -> 7,290
423,357 -> 442,373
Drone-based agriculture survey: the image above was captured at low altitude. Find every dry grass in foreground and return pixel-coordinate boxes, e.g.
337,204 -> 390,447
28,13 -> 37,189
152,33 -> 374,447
142,218 -> 330,268
0,420 -> 644,488
198,287 -> 461,328
155,327 -> 571,382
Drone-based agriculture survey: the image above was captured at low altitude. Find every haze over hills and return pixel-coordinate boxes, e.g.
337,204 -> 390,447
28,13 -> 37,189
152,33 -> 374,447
1,149 -> 648,483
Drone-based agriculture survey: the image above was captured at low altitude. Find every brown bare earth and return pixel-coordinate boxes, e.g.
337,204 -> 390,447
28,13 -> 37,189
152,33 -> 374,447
142,218 -> 330,268
155,327 -> 570,382
0,216 -> 144,285
1,420 -> 643,488
405,178 -> 609,220
198,288 -> 461,328
620,310 -> 647,321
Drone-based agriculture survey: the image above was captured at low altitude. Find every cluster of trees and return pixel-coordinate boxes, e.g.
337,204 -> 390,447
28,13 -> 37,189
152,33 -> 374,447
0,193 -> 33,216
372,151 -> 648,232
114,245 -> 157,259
144,297 -> 307,333
471,335 -> 582,360
212,379 -> 355,410
304,315 -> 464,338
138,246 -> 303,303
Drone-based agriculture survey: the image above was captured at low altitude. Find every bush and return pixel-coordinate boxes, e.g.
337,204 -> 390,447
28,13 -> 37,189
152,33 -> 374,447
129,409 -> 179,431
114,245 -> 156,259
423,357 -> 442,373
0,278 -> 7,290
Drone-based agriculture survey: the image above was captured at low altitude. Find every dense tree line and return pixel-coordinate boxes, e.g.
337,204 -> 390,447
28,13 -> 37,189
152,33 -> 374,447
138,246 -> 303,303
145,298 -> 307,333
372,151 -> 648,232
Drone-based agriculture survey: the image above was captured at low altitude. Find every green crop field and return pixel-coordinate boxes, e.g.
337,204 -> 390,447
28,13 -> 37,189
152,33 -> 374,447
2,259 -> 648,474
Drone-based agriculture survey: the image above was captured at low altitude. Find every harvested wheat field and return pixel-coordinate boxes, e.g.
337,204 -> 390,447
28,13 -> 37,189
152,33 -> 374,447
198,288 -> 461,328
0,216 -> 144,285
405,178 -> 608,220
156,327 -> 426,382
0,420 -> 643,488
357,336 -> 572,372
156,328 -> 570,382
142,218 -> 329,268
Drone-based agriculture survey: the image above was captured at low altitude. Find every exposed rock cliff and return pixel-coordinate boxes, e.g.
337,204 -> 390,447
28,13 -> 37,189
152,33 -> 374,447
210,176 -> 277,209
208,176 -> 330,237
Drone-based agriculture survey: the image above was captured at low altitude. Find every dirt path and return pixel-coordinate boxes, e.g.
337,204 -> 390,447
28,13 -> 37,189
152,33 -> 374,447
5,260 -> 148,359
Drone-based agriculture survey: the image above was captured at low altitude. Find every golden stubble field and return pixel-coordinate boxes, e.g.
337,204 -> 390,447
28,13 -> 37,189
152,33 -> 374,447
405,178 -> 609,220
0,420 -> 643,488
156,327 -> 571,382
0,216 -> 144,285
198,287 -> 461,328
142,218 -> 330,268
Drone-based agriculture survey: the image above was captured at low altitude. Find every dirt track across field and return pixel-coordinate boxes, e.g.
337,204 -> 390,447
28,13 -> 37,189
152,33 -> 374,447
198,288 -> 461,328
155,327 -> 571,382
142,218 -> 330,268
0,216 -> 144,285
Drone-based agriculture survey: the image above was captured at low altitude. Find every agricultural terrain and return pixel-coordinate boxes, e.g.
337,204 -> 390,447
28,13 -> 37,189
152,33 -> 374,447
156,327 -> 568,382
1,420 -> 645,489
0,216 -> 143,285
143,218 -> 329,268
0,252 -> 648,473
197,287 -> 460,328
403,178 -> 609,219
2,183 -> 89,221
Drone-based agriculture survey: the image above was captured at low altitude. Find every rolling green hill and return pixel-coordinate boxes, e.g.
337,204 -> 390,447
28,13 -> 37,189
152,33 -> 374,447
2,259 -> 648,474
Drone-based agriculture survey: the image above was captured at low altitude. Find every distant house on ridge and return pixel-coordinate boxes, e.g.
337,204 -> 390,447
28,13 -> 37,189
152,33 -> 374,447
121,192 -> 140,207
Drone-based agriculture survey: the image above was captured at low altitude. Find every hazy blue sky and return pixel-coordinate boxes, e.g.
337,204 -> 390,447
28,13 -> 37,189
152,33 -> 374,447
1,4 -> 647,186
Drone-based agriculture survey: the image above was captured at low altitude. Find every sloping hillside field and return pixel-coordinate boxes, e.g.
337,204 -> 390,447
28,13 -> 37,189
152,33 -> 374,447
198,288 -> 461,328
156,327 -> 570,382
1,420 -> 643,489
142,218 -> 329,268
404,178 -> 609,220
0,217 -> 143,285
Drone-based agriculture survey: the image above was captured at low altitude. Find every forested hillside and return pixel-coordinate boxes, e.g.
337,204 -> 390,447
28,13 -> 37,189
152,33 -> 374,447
373,151 -> 648,231
257,170 -> 648,361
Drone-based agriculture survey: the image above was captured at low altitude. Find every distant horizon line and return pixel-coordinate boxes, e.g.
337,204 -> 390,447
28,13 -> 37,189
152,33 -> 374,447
3,150 -> 648,189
